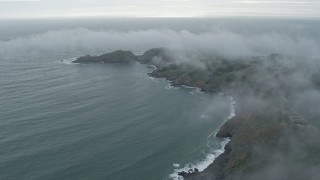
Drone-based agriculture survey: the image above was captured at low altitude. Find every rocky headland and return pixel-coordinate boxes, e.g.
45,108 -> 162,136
73,48 -> 320,180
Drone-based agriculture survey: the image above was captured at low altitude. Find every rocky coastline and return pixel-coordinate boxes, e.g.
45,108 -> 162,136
73,48 -> 320,180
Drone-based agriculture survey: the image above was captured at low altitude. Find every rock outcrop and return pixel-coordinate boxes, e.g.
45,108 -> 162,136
73,50 -> 137,63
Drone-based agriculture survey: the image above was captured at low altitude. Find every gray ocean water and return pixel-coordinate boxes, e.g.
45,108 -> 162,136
1,18 -> 319,180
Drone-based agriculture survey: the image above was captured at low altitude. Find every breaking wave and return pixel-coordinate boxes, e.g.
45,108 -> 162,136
169,96 -> 236,180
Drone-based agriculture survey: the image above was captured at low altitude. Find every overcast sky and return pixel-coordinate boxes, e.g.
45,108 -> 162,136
0,0 -> 319,18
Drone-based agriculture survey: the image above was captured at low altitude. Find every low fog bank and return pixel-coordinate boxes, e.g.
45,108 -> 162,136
1,24 -> 320,179
1,27 -> 320,60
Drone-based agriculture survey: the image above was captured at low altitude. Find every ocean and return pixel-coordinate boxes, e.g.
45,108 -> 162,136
0,17 -> 319,180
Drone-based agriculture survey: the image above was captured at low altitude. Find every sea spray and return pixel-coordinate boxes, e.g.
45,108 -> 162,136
169,96 -> 236,180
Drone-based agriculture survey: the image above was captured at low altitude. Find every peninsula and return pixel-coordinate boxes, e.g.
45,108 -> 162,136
73,48 -> 320,180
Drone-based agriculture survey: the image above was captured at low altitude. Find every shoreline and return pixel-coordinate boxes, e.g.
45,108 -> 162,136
75,55 -> 239,179
167,95 -> 235,180
144,63 -> 235,179
73,48 -> 320,180
144,63 -> 238,179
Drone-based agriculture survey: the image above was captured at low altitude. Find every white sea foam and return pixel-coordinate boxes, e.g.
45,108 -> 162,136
180,85 -> 203,95
173,163 -> 180,168
227,96 -> 236,119
190,88 -> 203,95
181,85 -> 196,89
148,64 -> 157,70
169,139 -> 230,180
214,96 -> 236,137
60,57 -> 77,65
169,97 -> 236,180
165,83 -> 175,90
145,74 -> 179,91
163,80 -> 178,90
145,74 -> 157,82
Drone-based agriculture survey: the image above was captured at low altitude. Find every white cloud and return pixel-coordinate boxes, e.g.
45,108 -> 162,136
1,28 -> 320,59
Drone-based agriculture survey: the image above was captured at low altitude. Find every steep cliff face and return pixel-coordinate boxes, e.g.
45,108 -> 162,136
73,48 -> 320,180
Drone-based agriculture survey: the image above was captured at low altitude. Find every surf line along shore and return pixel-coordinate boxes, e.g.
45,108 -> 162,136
169,96 -> 235,180
73,48 -> 320,180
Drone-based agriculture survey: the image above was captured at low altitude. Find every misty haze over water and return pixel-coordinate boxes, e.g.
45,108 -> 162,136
1,18 -> 320,180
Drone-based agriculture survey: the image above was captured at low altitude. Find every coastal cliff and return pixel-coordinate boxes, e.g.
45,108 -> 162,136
73,49 -> 320,180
